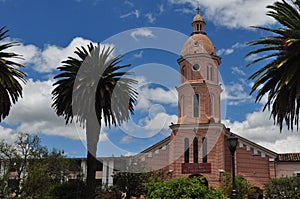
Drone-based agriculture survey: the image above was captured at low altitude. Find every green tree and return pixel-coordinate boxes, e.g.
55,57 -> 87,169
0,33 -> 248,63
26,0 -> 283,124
146,176 -> 228,199
0,133 -> 76,198
52,43 -> 137,198
219,172 -> 255,199
246,0 -> 300,131
21,161 -> 53,199
0,26 -> 26,122
0,133 -> 47,196
264,176 -> 300,198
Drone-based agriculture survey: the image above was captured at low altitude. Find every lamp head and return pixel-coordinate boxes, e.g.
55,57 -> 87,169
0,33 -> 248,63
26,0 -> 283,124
227,135 -> 238,155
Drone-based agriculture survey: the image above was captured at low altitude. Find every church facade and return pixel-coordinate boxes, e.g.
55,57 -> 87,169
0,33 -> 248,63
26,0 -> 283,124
133,12 -> 300,190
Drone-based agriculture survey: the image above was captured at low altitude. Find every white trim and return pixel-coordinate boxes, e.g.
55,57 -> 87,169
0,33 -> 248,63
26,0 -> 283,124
253,148 -> 258,155
239,142 -> 243,148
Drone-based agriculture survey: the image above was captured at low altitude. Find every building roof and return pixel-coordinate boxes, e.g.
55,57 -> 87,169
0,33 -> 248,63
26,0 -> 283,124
277,153 -> 300,162
140,136 -> 170,154
181,34 -> 215,56
193,13 -> 204,22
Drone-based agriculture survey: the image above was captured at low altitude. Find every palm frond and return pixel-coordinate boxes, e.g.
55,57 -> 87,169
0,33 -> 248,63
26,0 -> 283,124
246,0 -> 300,131
0,27 -> 26,122
52,43 -> 138,127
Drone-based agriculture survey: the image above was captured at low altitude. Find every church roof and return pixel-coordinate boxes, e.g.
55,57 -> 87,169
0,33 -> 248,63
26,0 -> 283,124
193,13 -> 204,22
181,12 -> 216,57
181,33 -> 216,56
277,153 -> 300,162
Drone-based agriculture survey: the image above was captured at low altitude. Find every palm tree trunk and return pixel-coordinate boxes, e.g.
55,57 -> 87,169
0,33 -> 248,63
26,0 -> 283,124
86,114 -> 100,199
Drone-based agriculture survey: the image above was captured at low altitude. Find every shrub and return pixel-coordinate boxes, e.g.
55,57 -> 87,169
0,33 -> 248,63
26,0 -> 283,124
146,176 -> 228,199
264,176 -> 300,198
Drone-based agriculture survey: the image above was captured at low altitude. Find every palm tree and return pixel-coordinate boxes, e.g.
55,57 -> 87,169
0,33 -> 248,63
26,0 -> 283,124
0,26 -> 26,122
246,0 -> 300,131
52,43 -> 137,198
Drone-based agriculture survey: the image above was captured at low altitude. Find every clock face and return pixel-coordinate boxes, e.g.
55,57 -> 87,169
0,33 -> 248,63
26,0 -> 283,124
193,41 -> 199,46
192,64 -> 200,71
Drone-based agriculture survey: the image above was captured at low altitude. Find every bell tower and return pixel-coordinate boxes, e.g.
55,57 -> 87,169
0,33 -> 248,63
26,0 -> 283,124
177,11 -> 222,124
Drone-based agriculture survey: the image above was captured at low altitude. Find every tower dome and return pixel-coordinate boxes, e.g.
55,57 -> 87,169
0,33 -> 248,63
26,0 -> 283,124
181,12 -> 216,57
193,13 -> 204,22
181,34 -> 216,56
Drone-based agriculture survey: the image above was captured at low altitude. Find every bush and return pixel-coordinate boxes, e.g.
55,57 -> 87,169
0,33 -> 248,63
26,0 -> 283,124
219,172 -> 256,199
264,176 -> 300,198
48,180 -> 87,199
146,176 -> 228,199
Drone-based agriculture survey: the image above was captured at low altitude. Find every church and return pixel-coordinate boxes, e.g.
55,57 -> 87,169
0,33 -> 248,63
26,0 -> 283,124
124,11 -> 300,190
73,10 -> 300,194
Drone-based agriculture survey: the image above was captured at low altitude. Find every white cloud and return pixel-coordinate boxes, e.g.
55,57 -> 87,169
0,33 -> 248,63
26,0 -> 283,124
245,53 -> 261,62
175,8 -> 194,14
142,112 -> 177,137
135,86 -> 178,111
221,82 -> 253,106
159,4 -> 165,14
231,66 -> 246,76
133,50 -> 143,58
232,42 -> 247,48
3,79 -> 82,140
120,9 -> 140,19
124,1 -> 134,7
2,37 -> 96,73
99,132 -> 109,142
169,0 -> 277,28
38,37 -> 96,72
120,135 -> 133,144
2,78 -> 111,142
217,48 -> 234,56
130,28 -> 155,41
0,126 -> 17,144
223,110 -> 300,153
217,42 -> 247,56
145,13 -> 156,23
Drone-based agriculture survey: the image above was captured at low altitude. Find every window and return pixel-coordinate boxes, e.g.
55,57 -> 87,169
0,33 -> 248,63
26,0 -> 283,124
206,66 -> 209,80
182,66 -> 187,82
181,96 -> 184,117
193,138 -> 198,163
193,94 -> 200,117
207,65 -> 213,81
192,64 -> 200,71
211,94 -> 215,117
210,66 -> 213,81
202,137 -> 207,163
184,138 -> 189,163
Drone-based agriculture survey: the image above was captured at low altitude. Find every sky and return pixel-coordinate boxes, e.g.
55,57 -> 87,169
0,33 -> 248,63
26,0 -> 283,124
0,0 -> 299,158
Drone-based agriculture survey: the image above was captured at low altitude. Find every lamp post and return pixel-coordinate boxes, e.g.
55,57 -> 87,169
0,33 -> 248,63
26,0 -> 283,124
227,135 -> 238,199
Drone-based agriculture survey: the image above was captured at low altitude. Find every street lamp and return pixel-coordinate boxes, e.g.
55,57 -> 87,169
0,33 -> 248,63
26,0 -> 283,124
227,135 -> 238,199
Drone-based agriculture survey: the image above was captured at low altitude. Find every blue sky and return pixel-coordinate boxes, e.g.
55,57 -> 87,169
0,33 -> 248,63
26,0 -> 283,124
0,0 -> 299,157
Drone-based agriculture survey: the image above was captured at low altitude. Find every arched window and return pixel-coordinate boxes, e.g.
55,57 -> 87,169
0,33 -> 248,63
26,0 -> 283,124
184,138 -> 189,163
206,66 -> 209,80
193,137 -> 198,163
181,96 -> 184,117
207,65 -> 213,81
202,137 -> 207,163
211,94 -> 215,117
210,66 -> 213,81
193,94 -> 200,118
182,66 -> 187,83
